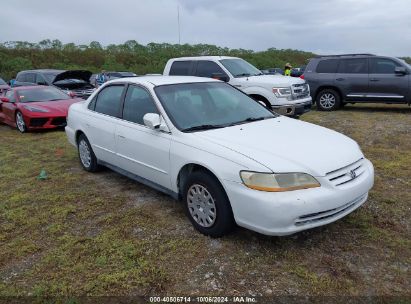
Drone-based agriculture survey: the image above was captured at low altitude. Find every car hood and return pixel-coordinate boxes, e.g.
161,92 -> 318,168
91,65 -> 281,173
195,117 -> 363,177
236,74 -> 305,87
21,99 -> 80,115
52,70 -> 92,83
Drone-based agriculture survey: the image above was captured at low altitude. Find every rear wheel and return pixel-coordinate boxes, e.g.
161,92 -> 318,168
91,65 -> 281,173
183,171 -> 235,237
77,134 -> 99,172
15,111 -> 27,133
316,89 -> 341,111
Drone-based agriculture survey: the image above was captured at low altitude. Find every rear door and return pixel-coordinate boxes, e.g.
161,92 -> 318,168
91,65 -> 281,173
116,84 -> 171,188
85,84 -> 126,164
335,58 -> 369,101
368,57 -> 408,102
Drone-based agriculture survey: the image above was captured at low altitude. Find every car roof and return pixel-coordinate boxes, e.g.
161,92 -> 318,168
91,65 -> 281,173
11,85 -> 50,90
18,69 -> 65,74
108,76 -> 221,86
169,56 -> 239,61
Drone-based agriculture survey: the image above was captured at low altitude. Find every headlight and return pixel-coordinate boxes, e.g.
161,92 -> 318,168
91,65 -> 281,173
272,87 -> 292,97
240,171 -> 320,192
23,105 -> 50,113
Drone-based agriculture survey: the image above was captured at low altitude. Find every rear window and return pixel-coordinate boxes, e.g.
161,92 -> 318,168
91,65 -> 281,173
169,61 -> 193,76
316,59 -> 339,73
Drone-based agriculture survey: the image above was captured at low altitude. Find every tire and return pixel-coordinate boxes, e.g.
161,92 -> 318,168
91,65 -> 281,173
77,134 -> 99,172
183,171 -> 235,237
15,111 -> 27,133
316,89 -> 341,111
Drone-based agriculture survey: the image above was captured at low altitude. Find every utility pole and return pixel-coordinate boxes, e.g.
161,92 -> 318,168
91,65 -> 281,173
177,5 -> 181,44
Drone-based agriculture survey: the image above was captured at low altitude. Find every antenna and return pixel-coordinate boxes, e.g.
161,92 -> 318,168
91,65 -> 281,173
177,5 -> 181,44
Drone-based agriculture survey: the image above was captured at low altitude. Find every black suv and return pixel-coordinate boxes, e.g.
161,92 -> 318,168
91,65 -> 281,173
304,54 -> 411,110
14,69 -> 95,99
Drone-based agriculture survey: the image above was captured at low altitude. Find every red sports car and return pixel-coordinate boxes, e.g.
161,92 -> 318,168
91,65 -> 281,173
0,86 -> 81,133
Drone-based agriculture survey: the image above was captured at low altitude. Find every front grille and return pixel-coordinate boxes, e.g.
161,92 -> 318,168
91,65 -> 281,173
326,158 -> 365,187
295,193 -> 367,226
292,83 -> 310,100
51,117 -> 67,126
72,88 -> 95,97
30,118 -> 48,127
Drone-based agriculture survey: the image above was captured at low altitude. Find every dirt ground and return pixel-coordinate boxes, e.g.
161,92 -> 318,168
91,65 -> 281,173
0,104 -> 410,298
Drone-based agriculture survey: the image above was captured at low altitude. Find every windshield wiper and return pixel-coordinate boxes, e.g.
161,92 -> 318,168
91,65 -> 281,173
182,124 -> 225,132
228,116 -> 273,126
235,73 -> 251,77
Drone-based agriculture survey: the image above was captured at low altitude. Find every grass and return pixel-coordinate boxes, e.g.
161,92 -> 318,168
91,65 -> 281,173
0,103 -> 410,297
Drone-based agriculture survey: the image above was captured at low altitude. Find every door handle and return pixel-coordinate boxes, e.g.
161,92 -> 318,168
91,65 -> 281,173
335,78 -> 345,81
370,78 -> 379,82
118,135 -> 126,139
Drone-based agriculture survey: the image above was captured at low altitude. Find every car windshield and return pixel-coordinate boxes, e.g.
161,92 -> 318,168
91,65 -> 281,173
155,82 -> 276,132
219,58 -> 263,78
0,78 -> 7,85
17,87 -> 70,103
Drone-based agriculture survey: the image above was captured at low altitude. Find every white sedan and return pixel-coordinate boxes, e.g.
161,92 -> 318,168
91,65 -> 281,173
65,76 -> 374,237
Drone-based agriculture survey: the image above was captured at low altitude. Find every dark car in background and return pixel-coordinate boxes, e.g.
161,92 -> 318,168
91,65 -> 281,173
0,78 -> 10,95
304,54 -> 411,110
14,69 -> 96,99
105,71 -> 138,81
291,66 -> 306,77
261,68 -> 284,75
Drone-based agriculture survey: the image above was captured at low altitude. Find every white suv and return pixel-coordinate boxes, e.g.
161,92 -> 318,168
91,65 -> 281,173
164,56 -> 312,117
66,76 -> 374,237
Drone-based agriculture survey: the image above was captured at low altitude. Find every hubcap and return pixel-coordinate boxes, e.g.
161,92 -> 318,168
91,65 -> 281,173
319,93 -> 336,109
79,140 -> 91,168
187,184 -> 216,228
16,112 -> 25,132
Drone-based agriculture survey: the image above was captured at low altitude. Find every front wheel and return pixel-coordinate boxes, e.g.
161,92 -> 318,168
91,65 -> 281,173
15,111 -> 27,133
183,171 -> 235,237
77,134 -> 99,172
316,89 -> 341,111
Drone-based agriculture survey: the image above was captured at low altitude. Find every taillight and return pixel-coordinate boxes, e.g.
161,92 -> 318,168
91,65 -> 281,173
299,74 -> 305,80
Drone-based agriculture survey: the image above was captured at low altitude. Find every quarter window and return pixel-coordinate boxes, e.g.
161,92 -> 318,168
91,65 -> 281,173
316,59 -> 339,73
338,58 -> 368,74
370,58 -> 401,74
122,85 -> 158,125
169,61 -> 193,76
94,85 -> 124,117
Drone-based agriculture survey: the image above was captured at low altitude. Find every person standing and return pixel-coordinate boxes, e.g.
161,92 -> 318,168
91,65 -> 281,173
284,63 -> 292,76
96,70 -> 107,87
9,76 -> 16,87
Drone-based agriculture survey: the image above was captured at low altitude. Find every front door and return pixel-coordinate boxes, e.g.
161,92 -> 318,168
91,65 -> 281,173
115,84 -> 171,189
368,57 -> 408,103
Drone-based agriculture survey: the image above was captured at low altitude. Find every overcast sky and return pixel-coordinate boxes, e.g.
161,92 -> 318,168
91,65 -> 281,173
1,0 -> 410,56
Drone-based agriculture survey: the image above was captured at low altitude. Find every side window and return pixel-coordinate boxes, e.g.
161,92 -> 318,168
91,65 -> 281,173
6,90 -> 16,102
370,58 -> 400,74
195,61 -> 227,78
16,74 -> 26,82
88,95 -> 97,110
316,59 -> 339,73
94,85 -> 124,117
25,73 -> 36,83
338,58 -> 368,74
169,61 -> 193,76
35,74 -> 47,85
122,85 -> 158,125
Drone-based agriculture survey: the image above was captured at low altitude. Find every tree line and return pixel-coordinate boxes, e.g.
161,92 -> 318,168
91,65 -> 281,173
0,39 -> 409,81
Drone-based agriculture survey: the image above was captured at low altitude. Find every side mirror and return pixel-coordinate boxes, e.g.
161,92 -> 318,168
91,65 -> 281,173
0,97 -> 10,103
211,73 -> 229,82
395,66 -> 407,75
68,91 -> 76,98
37,81 -> 47,86
143,113 -> 170,132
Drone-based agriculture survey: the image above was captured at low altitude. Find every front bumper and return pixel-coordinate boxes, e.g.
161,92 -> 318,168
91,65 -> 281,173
25,115 -> 67,129
271,97 -> 312,116
223,159 -> 374,236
